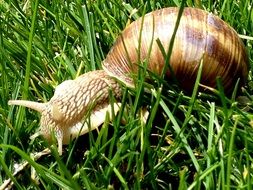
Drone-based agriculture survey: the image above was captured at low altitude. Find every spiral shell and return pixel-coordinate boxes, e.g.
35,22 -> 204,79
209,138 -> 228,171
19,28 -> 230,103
102,7 -> 249,92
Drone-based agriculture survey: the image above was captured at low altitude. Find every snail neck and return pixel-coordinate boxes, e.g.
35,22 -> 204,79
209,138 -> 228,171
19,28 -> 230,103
102,63 -> 135,88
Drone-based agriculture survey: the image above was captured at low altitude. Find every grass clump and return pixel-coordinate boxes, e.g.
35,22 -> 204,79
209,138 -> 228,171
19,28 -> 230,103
0,0 -> 253,189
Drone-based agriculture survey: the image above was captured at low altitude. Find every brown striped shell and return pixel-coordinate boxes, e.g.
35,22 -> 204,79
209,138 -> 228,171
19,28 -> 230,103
102,7 -> 249,93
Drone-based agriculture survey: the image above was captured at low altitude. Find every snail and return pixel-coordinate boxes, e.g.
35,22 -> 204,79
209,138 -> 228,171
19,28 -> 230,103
8,7 -> 249,155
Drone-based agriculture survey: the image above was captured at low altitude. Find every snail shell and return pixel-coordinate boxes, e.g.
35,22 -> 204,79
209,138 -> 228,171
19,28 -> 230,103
103,7 -> 249,92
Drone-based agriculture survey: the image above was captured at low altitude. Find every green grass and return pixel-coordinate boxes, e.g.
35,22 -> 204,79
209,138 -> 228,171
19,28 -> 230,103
1,0 -> 253,189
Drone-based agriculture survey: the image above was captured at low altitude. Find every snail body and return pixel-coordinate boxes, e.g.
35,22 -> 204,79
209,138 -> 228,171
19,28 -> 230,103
8,7 -> 249,154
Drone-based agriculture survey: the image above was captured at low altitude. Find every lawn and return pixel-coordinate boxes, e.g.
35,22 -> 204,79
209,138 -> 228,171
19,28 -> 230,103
0,0 -> 253,189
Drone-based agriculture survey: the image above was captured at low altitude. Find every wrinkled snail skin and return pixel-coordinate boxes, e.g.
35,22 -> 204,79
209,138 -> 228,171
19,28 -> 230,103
8,7 -> 249,154
9,70 -> 121,155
